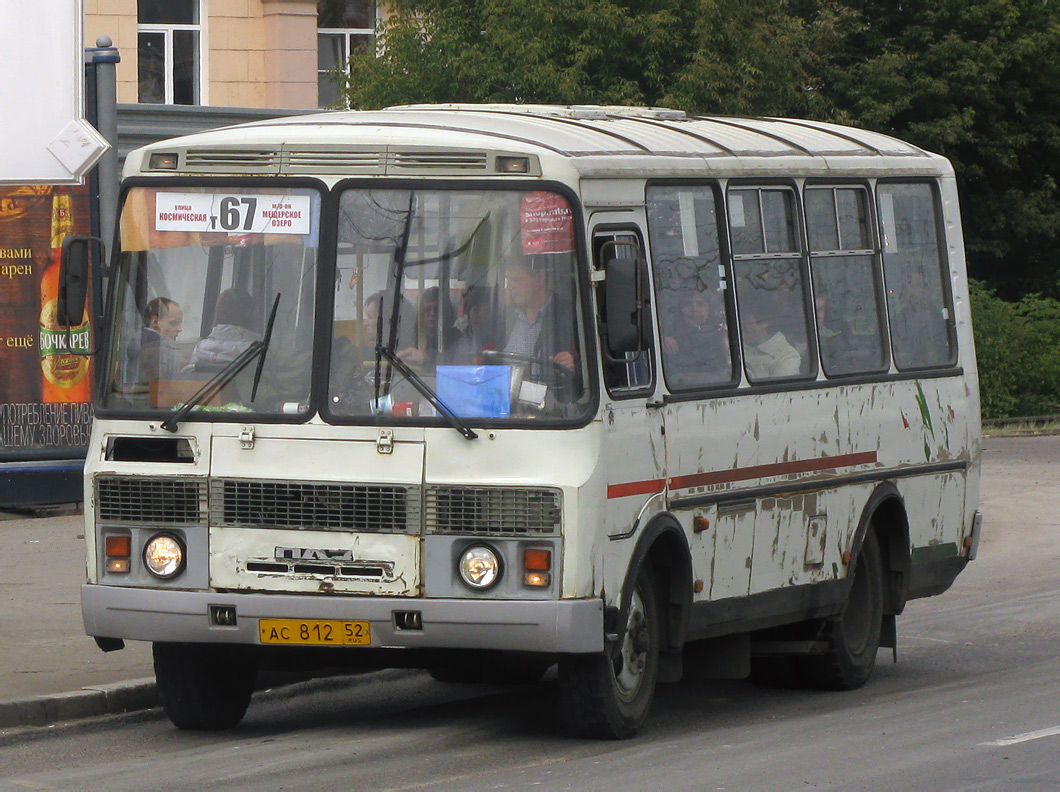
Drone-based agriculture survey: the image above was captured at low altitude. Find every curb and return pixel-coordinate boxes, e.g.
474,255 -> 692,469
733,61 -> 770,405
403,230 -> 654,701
0,669 -> 353,731
0,679 -> 159,730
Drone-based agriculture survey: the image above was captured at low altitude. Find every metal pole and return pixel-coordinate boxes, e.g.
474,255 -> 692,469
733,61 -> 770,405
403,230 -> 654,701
86,35 -> 120,257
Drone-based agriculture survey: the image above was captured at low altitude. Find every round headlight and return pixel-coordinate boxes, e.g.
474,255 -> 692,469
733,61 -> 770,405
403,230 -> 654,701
458,545 -> 502,590
143,534 -> 185,579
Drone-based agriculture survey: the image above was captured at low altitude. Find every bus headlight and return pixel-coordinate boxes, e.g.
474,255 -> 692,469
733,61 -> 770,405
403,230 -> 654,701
458,545 -> 502,590
143,534 -> 185,579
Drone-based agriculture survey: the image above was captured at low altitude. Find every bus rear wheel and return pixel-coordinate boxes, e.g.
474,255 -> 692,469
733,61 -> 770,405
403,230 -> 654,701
153,642 -> 258,730
558,565 -> 660,739
798,530 -> 884,690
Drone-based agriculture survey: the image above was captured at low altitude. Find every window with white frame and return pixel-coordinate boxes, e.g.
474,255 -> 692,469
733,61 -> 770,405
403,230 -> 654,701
137,0 -> 202,105
318,0 -> 376,108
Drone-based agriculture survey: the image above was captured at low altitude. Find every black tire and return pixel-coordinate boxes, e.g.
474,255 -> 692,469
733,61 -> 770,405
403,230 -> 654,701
798,530 -> 884,690
153,642 -> 258,730
558,566 -> 660,739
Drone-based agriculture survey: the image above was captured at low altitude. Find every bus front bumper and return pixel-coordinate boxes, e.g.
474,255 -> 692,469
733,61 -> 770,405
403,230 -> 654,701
81,584 -> 605,654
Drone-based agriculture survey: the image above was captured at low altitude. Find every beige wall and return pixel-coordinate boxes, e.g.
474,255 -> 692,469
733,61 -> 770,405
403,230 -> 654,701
84,0 -> 139,105
85,0 -> 323,109
262,1 -> 318,109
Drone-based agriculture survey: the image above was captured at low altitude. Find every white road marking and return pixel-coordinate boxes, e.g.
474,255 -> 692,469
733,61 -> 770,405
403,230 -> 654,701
980,725 -> 1060,747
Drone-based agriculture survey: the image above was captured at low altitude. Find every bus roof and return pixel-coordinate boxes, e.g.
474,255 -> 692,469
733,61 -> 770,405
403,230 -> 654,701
128,104 -> 949,180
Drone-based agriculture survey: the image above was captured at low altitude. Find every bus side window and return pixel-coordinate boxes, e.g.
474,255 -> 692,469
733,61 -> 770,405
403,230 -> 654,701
730,187 -> 815,383
878,183 -> 956,370
646,184 -> 735,390
805,186 -> 888,376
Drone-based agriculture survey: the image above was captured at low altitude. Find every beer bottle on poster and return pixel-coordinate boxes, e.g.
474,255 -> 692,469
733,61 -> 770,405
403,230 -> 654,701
39,188 -> 91,402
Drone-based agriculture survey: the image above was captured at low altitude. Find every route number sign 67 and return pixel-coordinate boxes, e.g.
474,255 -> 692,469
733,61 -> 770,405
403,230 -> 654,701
155,191 -> 313,235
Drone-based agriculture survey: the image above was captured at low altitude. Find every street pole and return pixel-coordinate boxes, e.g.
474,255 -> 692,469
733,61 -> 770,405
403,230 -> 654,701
86,35 -> 120,258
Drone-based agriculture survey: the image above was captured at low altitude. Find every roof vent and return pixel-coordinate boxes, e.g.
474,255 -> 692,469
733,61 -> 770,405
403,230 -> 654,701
390,151 -> 489,171
182,149 -> 280,173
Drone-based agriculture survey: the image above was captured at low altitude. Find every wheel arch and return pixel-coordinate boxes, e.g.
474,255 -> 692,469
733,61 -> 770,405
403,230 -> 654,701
853,482 -> 911,616
617,514 -> 693,656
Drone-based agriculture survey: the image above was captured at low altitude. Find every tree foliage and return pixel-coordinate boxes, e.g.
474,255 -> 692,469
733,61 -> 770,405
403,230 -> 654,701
341,0 -> 1060,300
816,0 -> 1060,300
970,280 -> 1060,419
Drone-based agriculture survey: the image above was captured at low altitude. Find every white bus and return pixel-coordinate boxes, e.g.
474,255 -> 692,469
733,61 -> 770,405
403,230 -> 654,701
67,104 -> 982,739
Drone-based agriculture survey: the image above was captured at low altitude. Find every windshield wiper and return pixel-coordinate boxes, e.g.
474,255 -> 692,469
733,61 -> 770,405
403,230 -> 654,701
376,346 -> 477,440
376,193 -> 417,406
251,293 -> 281,401
160,341 -> 264,432
162,293 -> 281,433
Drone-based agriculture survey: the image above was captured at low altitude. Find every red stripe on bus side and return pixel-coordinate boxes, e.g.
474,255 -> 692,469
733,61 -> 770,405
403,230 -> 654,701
668,451 -> 878,491
607,478 -> 667,499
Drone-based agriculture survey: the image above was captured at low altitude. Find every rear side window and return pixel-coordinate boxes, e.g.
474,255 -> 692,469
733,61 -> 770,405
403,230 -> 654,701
729,187 -> 814,383
805,186 -> 888,376
877,183 -> 955,370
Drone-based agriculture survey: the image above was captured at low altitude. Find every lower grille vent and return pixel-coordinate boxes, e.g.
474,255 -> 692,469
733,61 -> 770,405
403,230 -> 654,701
247,560 -> 389,578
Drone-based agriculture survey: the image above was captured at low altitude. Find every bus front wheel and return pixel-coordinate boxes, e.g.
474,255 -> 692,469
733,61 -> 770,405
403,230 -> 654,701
558,566 -> 660,739
153,642 -> 258,730
799,530 -> 884,690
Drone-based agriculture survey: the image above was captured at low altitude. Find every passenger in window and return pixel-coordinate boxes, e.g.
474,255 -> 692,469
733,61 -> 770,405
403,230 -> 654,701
451,286 -> 500,363
362,289 -> 416,357
138,296 -> 184,380
742,307 -> 802,380
190,288 -> 262,370
503,258 -> 578,377
660,288 -> 730,384
398,286 -> 456,368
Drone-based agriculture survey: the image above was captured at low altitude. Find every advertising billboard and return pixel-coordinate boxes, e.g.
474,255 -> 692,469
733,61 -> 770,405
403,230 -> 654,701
0,185 -> 94,505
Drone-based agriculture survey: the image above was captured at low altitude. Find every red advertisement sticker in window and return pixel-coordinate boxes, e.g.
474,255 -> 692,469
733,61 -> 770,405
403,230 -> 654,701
521,191 -> 574,254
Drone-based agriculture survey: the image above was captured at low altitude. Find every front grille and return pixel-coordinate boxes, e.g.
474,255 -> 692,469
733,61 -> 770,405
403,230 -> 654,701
211,479 -> 418,533
96,476 -> 206,524
425,487 -> 562,536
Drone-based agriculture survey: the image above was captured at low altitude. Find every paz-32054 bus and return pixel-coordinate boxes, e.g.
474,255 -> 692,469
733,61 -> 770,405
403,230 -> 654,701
64,104 -> 981,739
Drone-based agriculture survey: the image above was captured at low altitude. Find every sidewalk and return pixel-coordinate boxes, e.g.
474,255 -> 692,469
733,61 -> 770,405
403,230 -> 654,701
0,508 -> 158,730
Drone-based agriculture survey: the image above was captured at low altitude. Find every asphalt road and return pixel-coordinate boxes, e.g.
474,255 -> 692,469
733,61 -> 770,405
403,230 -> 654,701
0,434 -> 1057,791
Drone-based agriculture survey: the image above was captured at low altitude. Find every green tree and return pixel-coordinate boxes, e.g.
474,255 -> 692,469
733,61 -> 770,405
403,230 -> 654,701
342,0 -> 1060,301
813,0 -> 1060,299
342,0 -> 828,113
970,280 -> 1060,418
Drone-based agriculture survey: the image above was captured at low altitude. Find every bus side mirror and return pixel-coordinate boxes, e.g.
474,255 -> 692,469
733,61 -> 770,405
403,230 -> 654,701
604,257 -> 644,355
58,235 -> 101,327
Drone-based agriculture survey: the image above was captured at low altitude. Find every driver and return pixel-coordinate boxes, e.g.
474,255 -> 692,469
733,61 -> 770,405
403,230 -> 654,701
502,258 -> 578,381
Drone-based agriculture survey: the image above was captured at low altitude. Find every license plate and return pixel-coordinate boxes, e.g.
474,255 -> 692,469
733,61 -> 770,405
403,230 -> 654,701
258,618 -> 371,646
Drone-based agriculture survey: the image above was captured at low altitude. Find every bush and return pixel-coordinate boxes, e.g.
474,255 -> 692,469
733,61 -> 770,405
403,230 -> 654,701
969,280 -> 1060,419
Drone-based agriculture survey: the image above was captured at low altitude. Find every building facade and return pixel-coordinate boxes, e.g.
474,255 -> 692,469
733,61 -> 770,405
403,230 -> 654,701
84,0 -> 385,110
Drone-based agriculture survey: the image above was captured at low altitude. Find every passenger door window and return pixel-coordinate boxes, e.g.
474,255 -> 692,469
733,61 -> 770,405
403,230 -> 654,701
593,229 -> 654,395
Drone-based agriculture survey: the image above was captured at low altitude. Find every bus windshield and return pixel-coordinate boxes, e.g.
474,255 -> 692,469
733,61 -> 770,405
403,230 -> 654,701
102,183 -> 590,424
328,187 -> 591,423
102,185 -> 320,416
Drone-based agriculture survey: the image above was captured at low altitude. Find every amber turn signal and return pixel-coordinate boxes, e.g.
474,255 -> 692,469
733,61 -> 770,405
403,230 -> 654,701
523,548 -> 551,571
105,534 -> 131,558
